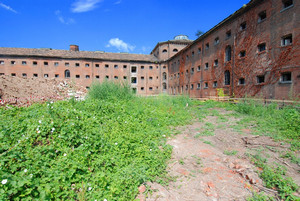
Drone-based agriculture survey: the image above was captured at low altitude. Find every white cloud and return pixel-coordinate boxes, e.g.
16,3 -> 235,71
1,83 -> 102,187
114,0 -> 122,5
106,38 -> 135,52
55,10 -> 75,25
71,0 -> 103,13
0,2 -> 17,13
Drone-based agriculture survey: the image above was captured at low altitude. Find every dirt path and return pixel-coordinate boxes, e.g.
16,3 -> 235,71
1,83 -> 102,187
137,108 -> 300,201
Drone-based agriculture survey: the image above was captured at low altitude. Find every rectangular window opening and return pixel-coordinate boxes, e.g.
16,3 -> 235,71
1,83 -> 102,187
257,75 -> 265,84
76,75 -> 80,78
44,62 -> 48,66
131,66 -> 137,73
281,34 -> 292,46
258,10 -> 267,23
239,78 -> 245,85
239,50 -> 246,58
258,43 -> 266,52
22,61 -> 27,65
240,22 -> 247,31
131,77 -> 137,84
281,72 -> 292,83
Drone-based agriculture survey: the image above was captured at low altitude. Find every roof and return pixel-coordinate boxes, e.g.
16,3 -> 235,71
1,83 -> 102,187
150,39 -> 193,55
0,47 -> 159,63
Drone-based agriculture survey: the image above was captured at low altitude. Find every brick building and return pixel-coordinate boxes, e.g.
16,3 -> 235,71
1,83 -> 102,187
0,0 -> 299,99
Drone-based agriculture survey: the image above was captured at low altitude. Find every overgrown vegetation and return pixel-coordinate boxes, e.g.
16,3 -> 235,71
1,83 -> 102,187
0,82 -> 193,200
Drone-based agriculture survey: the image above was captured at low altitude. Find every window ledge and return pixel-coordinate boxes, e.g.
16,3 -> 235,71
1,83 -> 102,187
281,44 -> 293,48
281,5 -> 294,13
279,81 -> 292,84
258,19 -> 266,24
204,87 -> 208,89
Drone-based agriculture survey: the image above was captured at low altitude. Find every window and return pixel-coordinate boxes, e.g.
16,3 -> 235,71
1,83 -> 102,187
282,0 -> 293,9
114,76 -> 118,79
162,49 -> 167,53
205,63 -> 209,70
54,62 -> 59,66
131,66 -> 137,73
149,66 -> 153,70
22,73 -> 27,77
44,74 -> 49,78
55,74 -> 59,78
191,68 -> 194,74
173,49 -> 178,52
163,66 -> 166,69
162,72 -> 167,80
86,75 -> 90,79
198,47 -> 201,54
226,30 -> 231,39
258,10 -> 267,23
65,70 -> 70,78
225,70 -> 230,85
123,76 -> 127,80
105,75 -> 109,79
186,55 -> 189,60
149,76 -> 153,80
44,62 -> 48,66
185,85 -> 188,90
22,61 -> 27,65
105,64 -> 109,68
76,75 -> 80,78
123,65 -> 127,69
95,64 -> 100,67
33,61 -> 38,65
95,75 -> 100,79
141,76 -> 145,80
131,77 -> 137,84
163,83 -> 167,90
197,66 -> 201,71
257,75 -> 265,84
114,65 -> 118,68
0,73 -> 4,75
239,78 -> 245,85
281,72 -> 292,83
192,51 -> 195,57
240,22 -> 247,31
65,62 -> 69,66
85,63 -> 90,67
205,43 -> 209,50
225,46 -> 232,61
204,82 -> 208,88
258,43 -> 266,52
11,73 -> 16,76
149,87 -> 153,91
186,70 -> 189,75
140,66 -> 144,69
33,74 -> 38,77
177,73 -> 180,78
141,87 -> 144,91
213,81 -> 217,88
75,63 -> 80,67
214,59 -> 218,67
239,50 -> 246,58
0,61 -> 4,65
191,84 -> 194,90
214,37 -> 220,45
11,61 -> 16,65
281,34 -> 292,46
197,83 -> 201,89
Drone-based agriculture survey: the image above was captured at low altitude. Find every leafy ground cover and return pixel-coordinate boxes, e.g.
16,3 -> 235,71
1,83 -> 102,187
0,82 -> 193,200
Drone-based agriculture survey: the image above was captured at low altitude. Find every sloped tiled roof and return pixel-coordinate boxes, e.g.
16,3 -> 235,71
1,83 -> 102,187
0,47 -> 159,63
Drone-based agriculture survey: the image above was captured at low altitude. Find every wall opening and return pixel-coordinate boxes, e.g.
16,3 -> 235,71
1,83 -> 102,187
224,70 -> 230,85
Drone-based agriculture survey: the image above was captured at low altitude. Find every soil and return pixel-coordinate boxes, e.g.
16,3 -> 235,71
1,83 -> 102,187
137,108 -> 300,201
0,75 -> 87,106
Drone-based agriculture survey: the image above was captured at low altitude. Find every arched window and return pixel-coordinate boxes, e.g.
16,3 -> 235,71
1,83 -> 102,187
162,83 -> 167,90
225,70 -> 230,85
162,49 -> 167,53
162,72 -> 167,80
173,48 -> 178,52
65,70 -> 70,78
225,46 -> 232,61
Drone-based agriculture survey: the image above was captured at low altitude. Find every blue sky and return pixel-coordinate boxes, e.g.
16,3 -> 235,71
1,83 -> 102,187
0,0 -> 249,54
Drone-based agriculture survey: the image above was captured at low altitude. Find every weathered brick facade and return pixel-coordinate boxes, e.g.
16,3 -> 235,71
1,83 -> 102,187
0,0 -> 299,99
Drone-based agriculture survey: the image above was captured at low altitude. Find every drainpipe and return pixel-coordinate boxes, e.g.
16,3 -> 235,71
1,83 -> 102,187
232,35 -> 236,97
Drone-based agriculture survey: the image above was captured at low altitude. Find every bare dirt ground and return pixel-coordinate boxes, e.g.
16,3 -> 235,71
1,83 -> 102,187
137,108 -> 300,201
0,75 -> 86,106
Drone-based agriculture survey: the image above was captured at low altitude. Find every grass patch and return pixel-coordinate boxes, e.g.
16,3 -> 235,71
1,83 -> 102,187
0,82 -> 193,200
224,150 -> 238,156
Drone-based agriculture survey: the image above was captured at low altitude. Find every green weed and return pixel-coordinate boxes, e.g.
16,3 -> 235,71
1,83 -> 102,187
224,150 -> 238,156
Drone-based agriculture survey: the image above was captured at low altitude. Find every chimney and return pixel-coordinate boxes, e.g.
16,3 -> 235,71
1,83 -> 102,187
70,45 -> 79,51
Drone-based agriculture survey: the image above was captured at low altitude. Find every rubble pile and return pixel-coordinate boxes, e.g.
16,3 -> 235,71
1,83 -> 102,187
0,75 -> 87,106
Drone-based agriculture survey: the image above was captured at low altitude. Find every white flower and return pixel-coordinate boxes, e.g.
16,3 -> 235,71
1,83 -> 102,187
39,120 -> 42,124
104,199 -> 107,201
93,117 -> 95,119
52,128 -> 55,131
163,135 -> 166,137
24,169 -> 28,173
29,174 -> 33,178
125,121 -> 127,123
64,153 -> 67,156
85,136 -> 88,139
55,150 -> 58,153
1,179 -> 7,185
150,149 -> 152,151
88,187 -> 92,191
141,140 -> 143,143
115,143 -> 118,145
50,101 -> 53,104
36,128 -> 39,131
18,140 -> 21,143
37,130 -> 40,134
